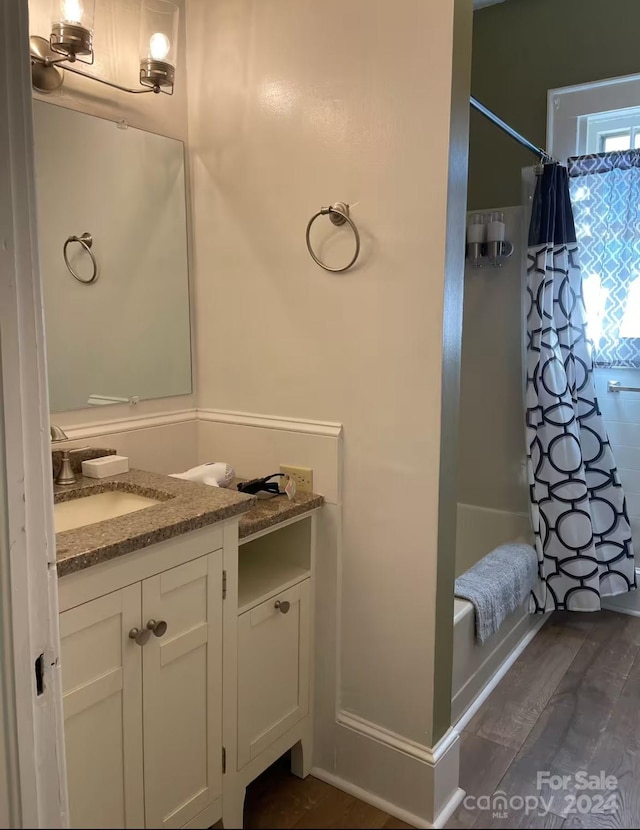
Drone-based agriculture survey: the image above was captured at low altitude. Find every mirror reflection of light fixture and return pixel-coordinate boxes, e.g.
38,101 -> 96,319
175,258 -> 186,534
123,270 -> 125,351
30,0 -> 178,96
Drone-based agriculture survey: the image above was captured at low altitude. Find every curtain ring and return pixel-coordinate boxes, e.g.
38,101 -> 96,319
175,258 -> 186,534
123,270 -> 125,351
306,203 -> 361,273
63,232 -> 98,284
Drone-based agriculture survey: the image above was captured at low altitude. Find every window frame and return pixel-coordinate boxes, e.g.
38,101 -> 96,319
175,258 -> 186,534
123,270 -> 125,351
548,73 -> 640,162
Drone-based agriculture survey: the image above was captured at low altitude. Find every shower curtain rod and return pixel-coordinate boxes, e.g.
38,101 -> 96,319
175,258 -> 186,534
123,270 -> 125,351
470,96 -> 554,164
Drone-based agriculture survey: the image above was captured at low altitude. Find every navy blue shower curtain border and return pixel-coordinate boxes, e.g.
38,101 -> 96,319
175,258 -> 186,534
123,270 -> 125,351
528,162 -> 577,248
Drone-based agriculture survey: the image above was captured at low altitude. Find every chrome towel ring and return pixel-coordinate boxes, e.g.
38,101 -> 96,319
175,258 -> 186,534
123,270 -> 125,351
63,232 -> 98,284
305,202 -> 360,273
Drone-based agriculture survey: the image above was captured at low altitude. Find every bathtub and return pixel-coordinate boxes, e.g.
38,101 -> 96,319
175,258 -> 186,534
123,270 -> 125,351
451,503 -> 547,725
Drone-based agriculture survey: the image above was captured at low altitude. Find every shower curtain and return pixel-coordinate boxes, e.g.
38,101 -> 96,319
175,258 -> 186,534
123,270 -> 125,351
525,163 -> 636,612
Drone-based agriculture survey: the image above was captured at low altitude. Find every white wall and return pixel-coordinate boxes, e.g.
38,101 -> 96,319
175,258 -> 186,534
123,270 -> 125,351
187,0 -> 471,820
457,205 -> 529,516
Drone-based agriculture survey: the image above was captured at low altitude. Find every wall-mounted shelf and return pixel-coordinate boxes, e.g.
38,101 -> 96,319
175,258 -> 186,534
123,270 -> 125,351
466,240 -> 514,269
466,210 -> 514,268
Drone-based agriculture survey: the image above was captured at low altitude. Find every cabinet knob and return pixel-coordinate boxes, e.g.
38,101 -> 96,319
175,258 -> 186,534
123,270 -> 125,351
274,600 -> 290,614
146,619 -> 168,637
129,627 -> 151,646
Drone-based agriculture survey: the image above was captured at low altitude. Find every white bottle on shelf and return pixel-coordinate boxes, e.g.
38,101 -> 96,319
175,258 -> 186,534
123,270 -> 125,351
486,210 -> 505,242
467,213 -> 486,244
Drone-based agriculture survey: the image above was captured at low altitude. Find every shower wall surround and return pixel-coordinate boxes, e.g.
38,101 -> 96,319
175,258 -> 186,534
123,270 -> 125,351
596,367 -> 640,548
458,205 -> 528,516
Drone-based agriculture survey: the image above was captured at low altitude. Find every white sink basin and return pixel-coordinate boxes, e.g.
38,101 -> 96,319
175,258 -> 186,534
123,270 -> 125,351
54,490 -> 161,534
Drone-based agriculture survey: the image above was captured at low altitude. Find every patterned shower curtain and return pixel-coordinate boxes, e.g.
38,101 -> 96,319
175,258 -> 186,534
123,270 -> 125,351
568,150 -> 640,367
525,163 -> 636,612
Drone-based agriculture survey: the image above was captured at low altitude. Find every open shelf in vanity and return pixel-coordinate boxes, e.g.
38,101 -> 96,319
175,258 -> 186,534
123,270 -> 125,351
237,515 -> 313,614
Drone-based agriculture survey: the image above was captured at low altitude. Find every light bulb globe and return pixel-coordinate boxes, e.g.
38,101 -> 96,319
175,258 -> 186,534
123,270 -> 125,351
149,32 -> 170,61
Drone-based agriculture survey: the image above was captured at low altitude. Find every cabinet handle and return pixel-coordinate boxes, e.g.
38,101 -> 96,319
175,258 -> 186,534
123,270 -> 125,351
274,600 -> 290,614
146,619 -> 168,638
129,627 -> 151,646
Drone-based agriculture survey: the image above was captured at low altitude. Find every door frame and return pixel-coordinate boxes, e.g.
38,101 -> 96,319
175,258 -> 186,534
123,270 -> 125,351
0,0 -> 67,826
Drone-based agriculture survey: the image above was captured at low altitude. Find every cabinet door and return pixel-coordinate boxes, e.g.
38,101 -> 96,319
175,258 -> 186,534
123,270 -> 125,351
59,585 -> 144,829
237,579 -> 310,769
141,552 -> 223,829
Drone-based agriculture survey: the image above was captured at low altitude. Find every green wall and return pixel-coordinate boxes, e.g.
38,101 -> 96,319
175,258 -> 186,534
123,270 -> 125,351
469,0 -> 640,210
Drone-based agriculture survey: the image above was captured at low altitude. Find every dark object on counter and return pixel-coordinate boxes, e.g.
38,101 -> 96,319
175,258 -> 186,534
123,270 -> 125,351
237,474 -> 286,497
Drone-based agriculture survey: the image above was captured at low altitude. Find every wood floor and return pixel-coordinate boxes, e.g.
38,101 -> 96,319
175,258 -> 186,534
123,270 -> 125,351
242,753 -> 411,829
448,609 -> 640,829
242,610 -> 640,830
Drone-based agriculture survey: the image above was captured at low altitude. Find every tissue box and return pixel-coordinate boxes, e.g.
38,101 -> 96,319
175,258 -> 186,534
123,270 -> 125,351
82,455 -> 129,478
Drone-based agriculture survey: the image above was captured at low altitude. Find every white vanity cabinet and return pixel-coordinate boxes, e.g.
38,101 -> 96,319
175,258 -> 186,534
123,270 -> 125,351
237,579 -> 311,769
58,508 -> 319,830
58,523 -> 228,830
59,584 -> 145,829
141,554 -> 223,829
222,515 -> 316,829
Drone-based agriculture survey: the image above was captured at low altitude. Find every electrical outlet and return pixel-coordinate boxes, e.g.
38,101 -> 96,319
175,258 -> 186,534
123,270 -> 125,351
280,465 -> 313,494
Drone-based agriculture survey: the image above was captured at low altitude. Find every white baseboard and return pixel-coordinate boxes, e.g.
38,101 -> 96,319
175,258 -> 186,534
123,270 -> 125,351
602,600 -> 640,617
336,710 -> 459,766
602,572 -> 640,617
453,611 -> 548,733
312,714 -> 461,826
310,767 -> 464,829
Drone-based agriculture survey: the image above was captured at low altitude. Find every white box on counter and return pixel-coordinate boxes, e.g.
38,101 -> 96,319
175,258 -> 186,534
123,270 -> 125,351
81,455 -> 130,478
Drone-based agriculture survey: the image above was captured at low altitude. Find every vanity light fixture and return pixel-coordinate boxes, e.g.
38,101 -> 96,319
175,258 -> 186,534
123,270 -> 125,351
30,0 -> 179,96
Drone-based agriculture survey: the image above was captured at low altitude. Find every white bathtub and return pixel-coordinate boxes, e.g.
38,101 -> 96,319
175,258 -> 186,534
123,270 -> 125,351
451,503 -> 546,725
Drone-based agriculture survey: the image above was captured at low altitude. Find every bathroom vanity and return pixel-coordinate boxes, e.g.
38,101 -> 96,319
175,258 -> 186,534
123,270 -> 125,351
54,470 -> 322,829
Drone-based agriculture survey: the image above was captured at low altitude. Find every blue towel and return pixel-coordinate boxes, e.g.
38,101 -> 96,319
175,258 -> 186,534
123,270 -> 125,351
454,543 -> 538,644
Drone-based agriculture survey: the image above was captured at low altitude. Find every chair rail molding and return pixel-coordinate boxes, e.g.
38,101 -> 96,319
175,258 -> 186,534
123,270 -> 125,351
198,408 -> 343,438
60,408 -> 344,442
58,408 -> 199,441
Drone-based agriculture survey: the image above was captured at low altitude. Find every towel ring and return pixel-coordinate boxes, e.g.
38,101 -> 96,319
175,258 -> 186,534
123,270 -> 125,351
306,202 -> 361,273
63,232 -> 98,284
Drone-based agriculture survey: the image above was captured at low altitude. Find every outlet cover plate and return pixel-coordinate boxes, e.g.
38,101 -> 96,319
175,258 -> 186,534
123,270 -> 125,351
280,465 -> 313,494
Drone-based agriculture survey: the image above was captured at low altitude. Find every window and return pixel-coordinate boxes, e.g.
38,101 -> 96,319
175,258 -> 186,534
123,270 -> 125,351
568,147 -> 640,368
547,74 -> 640,162
549,77 -> 640,368
584,107 -> 640,154
600,131 -> 640,152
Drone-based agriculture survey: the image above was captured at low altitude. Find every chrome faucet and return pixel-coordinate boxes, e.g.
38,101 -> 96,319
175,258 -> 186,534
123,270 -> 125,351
50,423 -> 75,485
50,423 -> 69,442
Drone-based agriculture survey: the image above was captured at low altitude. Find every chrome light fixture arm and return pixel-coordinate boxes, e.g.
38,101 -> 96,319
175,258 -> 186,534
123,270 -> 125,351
55,59 -> 166,95
30,37 -> 166,95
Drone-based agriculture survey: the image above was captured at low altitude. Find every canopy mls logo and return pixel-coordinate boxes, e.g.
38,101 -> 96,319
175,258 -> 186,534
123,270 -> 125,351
462,771 -> 619,820
462,791 -> 554,819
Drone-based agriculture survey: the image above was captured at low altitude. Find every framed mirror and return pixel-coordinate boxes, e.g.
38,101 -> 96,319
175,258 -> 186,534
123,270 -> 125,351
33,101 -> 193,413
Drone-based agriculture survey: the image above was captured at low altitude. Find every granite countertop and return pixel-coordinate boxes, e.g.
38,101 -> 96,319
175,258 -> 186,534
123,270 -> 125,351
238,490 -> 324,539
54,469 -> 325,576
55,470 -> 255,577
